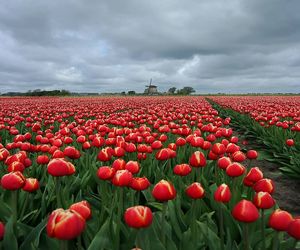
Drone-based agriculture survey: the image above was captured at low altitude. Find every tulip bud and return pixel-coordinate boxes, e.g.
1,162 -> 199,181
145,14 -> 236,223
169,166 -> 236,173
151,140 -> 163,150
37,155 -> 50,165
211,143 -> 226,155
69,200 -> 92,220
214,184 -> 231,203
253,192 -> 275,209
232,151 -> 246,162
155,148 -> 170,161
113,147 -> 125,157
22,178 -> 39,192
112,170 -> 133,187
8,161 -> 25,173
243,167 -> 263,187
125,161 -> 140,174
287,218 -> 300,240
217,156 -> 232,170
124,206 -> 153,228
185,182 -> 205,199
286,139 -> 294,147
246,150 -> 258,160
189,151 -> 206,168
112,158 -> 126,171
1,171 -> 25,190
63,146 -> 80,159
226,162 -> 245,177
47,208 -> 86,240
253,178 -> 274,194
173,164 -> 192,176
152,180 -> 176,202
97,166 -> 115,180
97,148 -> 112,162
232,200 -> 259,223
47,158 -> 76,177
0,148 -> 10,161
226,143 -> 240,154
130,177 -> 150,191
269,209 -> 293,231
0,221 -> 4,240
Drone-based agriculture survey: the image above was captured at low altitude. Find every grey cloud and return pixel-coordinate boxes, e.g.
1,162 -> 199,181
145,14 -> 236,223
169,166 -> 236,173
0,0 -> 300,93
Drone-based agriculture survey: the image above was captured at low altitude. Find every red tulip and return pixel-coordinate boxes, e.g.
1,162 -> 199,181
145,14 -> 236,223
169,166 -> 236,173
130,177 -> 150,191
155,148 -> 170,161
112,159 -> 126,171
69,200 -> 92,220
269,209 -> 293,231
189,151 -> 206,168
47,158 -> 76,177
22,178 -> 39,192
151,140 -> 163,150
37,155 -> 50,165
125,161 -> 140,174
0,148 -> 10,161
185,182 -> 205,199
113,147 -> 125,157
286,139 -> 294,147
253,178 -> 274,194
112,170 -> 133,187
214,184 -> 231,203
226,162 -> 245,177
173,164 -> 192,176
217,156 -> 232,170
243,167 -> 263,186
124,206 -> 153,228
253,192 -> 275,209
63,146 -> 80,159
0,221 -> 4,240
246,150 -> 258,160
97,166 -> 115,180
97,148 -> 112,162
232,151 -> 246,162
47,208 -> 86,240
7,161 -> 25,173
1,171 -> 25,190
287,218 -> 300,240
232,200 -> 259,223
152,180 -> 176,202
211,143 -> 226,155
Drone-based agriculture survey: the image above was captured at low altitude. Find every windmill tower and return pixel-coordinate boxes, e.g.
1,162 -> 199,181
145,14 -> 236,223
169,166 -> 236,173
144,79 -> 158,95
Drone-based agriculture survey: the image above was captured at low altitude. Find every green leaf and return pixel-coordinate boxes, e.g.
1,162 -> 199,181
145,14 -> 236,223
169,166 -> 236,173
19,217 -> 48,250
3,217 -> 18,250
87,219 -> 114,250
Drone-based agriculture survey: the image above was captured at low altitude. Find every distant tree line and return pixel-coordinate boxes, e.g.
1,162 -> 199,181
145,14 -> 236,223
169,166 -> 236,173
168,86 -> 195,95
1,89 -> 71,96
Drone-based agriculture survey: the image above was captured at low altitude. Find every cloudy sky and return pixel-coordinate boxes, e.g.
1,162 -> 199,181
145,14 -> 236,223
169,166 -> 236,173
1,0 -> 300,94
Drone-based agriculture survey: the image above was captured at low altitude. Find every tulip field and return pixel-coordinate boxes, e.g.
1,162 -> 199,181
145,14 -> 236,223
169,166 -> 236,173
0,96 -> 299,250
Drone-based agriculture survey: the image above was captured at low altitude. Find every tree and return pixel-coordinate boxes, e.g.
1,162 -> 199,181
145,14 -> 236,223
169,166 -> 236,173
177,87 -> 195,95
128,90 -> 136,95
168,87 -> 176,94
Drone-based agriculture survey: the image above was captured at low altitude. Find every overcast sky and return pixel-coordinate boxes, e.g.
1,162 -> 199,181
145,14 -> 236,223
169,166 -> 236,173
1,0 -> 300,94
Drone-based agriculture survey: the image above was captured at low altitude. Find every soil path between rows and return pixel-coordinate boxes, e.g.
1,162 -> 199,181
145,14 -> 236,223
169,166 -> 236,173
238,135 -> 300,216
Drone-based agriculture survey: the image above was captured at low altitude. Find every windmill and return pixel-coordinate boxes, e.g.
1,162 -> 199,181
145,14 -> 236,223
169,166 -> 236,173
144,78 -> 158,95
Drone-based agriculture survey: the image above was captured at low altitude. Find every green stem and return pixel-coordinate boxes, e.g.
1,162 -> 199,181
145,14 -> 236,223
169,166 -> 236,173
243,223 -> 249,250
161,202 -> 168,246
19,192 -> 29,220
12,190 -> 18,224
261,209 -> 266,250
60,240 -> 68,250
115,187 -> 124,250
55,177 -> 62,207
219,208 -> 225,250
272,231 -> 279,250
